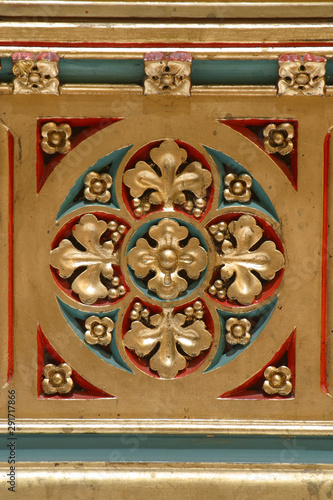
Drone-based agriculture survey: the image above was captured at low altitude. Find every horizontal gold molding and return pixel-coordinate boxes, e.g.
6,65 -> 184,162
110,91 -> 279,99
1,462 -> 333,499
0,418 -> 332,435
60,84 -> 143,95
60,84 -> 278,96
1,1 -> 333,19
0,21 -> 333,45
1,84 -> 333,97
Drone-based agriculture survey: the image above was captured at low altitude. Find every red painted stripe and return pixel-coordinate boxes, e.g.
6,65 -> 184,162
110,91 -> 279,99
7,131 -> 14,383
321,132 -> 331,394
0,41 -> 333,49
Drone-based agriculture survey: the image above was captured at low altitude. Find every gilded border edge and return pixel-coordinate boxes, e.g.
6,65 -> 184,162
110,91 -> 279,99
1,419 -> 333,435
1,462 -> 333,500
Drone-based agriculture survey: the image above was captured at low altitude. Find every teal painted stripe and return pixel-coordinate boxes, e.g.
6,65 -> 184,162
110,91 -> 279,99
58,59 -> 145,84
191,60 -> 278,85
0,58 -> 278,85
0,57 -> 13,82
1,435 -> 333,464
2,57 -> 333,86
327,59 -> 333,85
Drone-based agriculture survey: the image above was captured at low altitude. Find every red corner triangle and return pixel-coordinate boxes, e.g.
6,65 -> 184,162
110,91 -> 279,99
219,329 -> 296,400
36,117 -> 123,193
219,119 -> 297,190
37,326 -> 114,399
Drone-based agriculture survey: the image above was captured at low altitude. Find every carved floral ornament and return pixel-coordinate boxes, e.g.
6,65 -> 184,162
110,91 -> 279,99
12,51 -> 60,95
85,316 -> 114,346
263,123 -> 294,156
42,363 -> 73,395
41,122 -> 72,154
49,138 -> 286,381
278,53 -> 326,96
144,51 -> 192,96
123,140 -> 212,219
128,219 -> 207,300
263,366 -> 292,396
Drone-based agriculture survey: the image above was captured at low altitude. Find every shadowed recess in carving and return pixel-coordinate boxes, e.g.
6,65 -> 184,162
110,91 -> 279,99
204,146 -> 279,222
57,298 -> 133,373
204,298 -> 277,373
57,145 -> 132,220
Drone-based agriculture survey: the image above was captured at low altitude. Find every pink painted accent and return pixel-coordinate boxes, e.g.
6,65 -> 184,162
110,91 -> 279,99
12,51 -> 35,62
168,51 -> 192,62
278,53 -> 301,62
144,51 -> 165,61
36,52 -> 59,61
144,51 -> 192,62
304,52 -> 326,62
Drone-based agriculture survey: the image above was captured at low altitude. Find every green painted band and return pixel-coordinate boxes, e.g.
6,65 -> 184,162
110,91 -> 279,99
0,58 -> 279,85
1,57 -> 333,86
1,434 -> 333,464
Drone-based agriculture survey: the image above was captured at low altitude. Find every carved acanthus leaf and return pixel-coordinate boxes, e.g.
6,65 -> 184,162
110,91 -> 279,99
124,306 -> 212,379
50,214 -> 119,304
217,215 -> 284,305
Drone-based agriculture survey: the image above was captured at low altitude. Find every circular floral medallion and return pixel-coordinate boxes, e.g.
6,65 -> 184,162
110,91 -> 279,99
50,138 -> 285,379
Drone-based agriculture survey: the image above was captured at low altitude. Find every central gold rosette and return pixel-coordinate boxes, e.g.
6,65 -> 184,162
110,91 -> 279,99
127,218 -> 208,300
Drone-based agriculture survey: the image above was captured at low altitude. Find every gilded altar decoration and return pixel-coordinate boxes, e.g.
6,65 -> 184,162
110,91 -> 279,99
123,301 -> 212,379
263,366 -> 292,396
41,122 -> 72,155
223,173 -> 252,202
42,363 -> 73,395
12,51 -> 60,95
213,215 -> 284,305
84,172 -> 113,203
278,53 -> 326,96
144,51 -> 192,96
84,316 -> 114,346
128,219 -> 208,300
225,317 -> 251,345
50,214 -> 123,304
123,139 -> 212,218
263,123 -> 294,156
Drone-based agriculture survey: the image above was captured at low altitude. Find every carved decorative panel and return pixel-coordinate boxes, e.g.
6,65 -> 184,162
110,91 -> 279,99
0,69 -> 331,431
1,7 -> 333,494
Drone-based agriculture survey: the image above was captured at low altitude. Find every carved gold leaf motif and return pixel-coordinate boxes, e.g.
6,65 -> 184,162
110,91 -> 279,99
41,122 -> 72,154
84,316 -> 114,346
123,140 -> 212,217
144,52 -> 192,96
225,317 -> 251,345
13,57 -> 59,95
50,214 -> 119,304
42,363 -> 73,395
263,123 -> 294,156
124,303 -> 212,379
278,53 -> 326,96
84,172 -> 113,203
263,366 -> 292,396
217,215 -> 284,305
223,173 -> 252,202
128,218 -> 208,300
